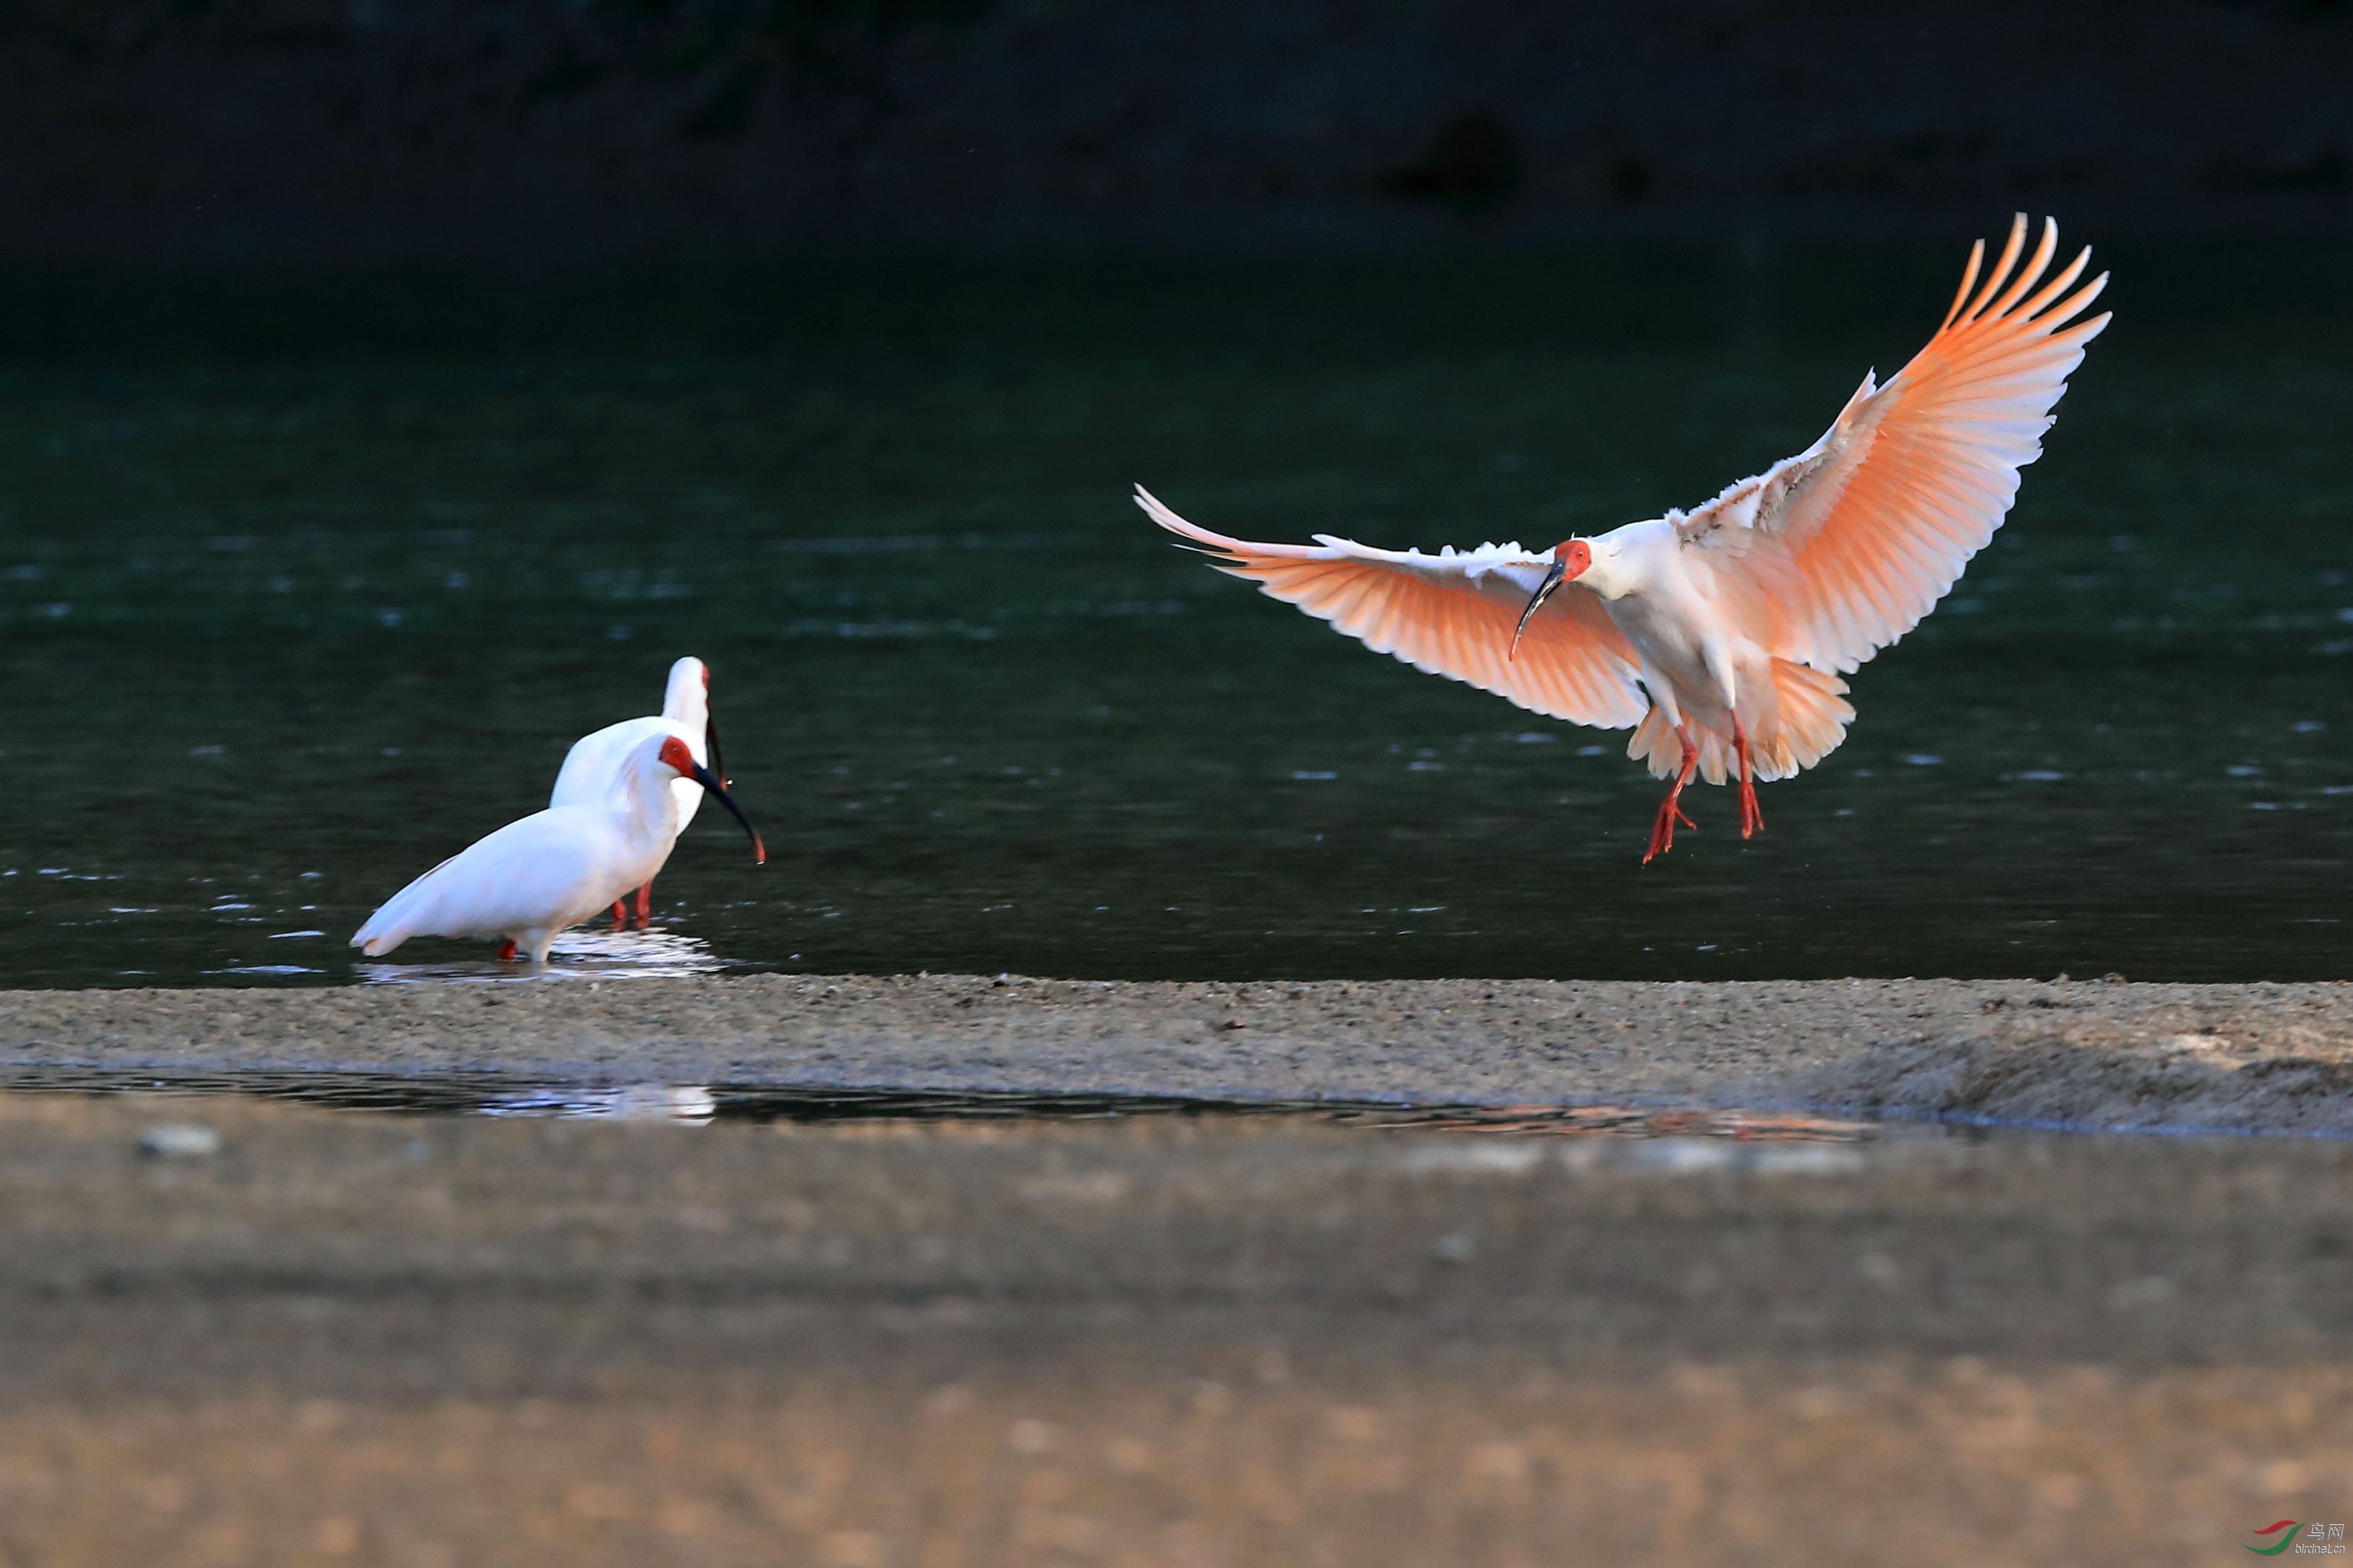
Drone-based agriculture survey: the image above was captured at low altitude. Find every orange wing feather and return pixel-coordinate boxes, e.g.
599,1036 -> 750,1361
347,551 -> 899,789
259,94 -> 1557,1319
1678,214 -> 2110,674
1135,488 -> 1648,730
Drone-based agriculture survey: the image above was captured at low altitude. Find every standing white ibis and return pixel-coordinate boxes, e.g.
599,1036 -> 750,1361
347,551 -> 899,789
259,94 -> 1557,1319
550,655 -> 723,928
1140,214 -> 2109,862
353,733 -> 763,964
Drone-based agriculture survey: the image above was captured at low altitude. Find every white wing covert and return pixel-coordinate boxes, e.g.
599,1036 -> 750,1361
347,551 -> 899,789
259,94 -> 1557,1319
1673,214 -> 2111,674
1137,486 -> 1647,729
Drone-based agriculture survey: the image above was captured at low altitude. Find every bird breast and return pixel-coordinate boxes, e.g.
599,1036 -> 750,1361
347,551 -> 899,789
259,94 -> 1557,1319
1605,585 -> 1705,668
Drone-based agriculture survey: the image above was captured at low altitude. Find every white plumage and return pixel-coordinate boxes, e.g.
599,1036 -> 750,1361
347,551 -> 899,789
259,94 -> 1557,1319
353,732 -> 762,964
552,655 -> 716,824
1142,214 -> 2109,862
549,655 -> 722,925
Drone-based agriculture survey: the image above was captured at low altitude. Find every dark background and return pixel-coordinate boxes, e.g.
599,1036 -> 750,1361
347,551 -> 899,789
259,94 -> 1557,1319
2,0 -> 2349,262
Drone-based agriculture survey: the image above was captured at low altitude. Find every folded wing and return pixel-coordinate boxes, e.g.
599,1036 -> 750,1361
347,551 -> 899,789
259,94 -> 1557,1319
1675,214 -> 2111,673
1137,486 -> 1648,729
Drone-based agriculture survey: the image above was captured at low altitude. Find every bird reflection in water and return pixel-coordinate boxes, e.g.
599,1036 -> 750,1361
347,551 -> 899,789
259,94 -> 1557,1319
354,927 -> 734,985
480,1083 -> 719,1122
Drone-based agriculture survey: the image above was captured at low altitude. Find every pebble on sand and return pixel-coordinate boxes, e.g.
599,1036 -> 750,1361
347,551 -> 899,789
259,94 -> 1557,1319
137,1122 -> 223,1158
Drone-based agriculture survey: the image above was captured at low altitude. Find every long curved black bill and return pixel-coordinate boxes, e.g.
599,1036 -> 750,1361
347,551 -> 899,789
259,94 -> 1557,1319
687,762 -> 765,864
1510,555 -> 1567,662
704,712 -> 728,791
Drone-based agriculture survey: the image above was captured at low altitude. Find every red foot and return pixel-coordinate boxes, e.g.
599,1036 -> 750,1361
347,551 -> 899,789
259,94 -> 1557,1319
1733,720 -> 1765,840
609,901 -> 627,931
496,939 -> 518,962
633,882 -> 652,930
1642,725 -> 1701,865
1643,791 -> 1699,862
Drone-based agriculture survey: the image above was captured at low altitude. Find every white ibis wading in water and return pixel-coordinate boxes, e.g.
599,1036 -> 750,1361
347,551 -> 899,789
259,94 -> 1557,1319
1139,214 -> 2109,861
353,733 -> 763,964
550,655 -> 724,928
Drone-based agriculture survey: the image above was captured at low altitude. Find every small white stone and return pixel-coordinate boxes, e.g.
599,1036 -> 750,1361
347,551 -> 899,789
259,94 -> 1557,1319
1750,1144 -> 1867,1176
137,1123 -> 221,1159
1628,1137 -> 1739,1173
1432,1230 -> 1479,1263
1401,1141 -> 1544,1175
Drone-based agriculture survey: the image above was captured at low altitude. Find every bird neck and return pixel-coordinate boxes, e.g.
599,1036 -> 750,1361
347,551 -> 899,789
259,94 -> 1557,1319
1576,525 -> 1663,600
663,664 -> 707,726
1578,547 -> 1638,599
619,760 -> 686,844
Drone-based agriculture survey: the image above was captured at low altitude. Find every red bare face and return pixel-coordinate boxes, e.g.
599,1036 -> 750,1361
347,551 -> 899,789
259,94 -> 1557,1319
1511,538 -> 1590,662
700,664 -> 710,691
657,735 -> 697,776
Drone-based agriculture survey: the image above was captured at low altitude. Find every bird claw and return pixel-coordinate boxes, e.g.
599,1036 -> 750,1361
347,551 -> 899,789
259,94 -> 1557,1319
1643,731 -> 1704,864
1643,794 -> 1696,864
1731,724 -> 1763,842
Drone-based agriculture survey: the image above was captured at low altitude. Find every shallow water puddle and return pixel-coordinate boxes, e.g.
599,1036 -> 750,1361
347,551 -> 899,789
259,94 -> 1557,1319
0,1065 -> 1888,1142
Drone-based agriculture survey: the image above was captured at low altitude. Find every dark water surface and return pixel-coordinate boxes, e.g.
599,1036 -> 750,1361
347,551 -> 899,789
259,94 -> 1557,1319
4,246 -> 2350,987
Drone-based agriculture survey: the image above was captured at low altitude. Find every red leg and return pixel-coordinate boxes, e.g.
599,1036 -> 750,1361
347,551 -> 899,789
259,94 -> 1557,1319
633,882 -> 652,929
1643,724 -> 1701,865
1732,716 -> 1764,840
609,900 -> 627,930
496,938 -> 518,962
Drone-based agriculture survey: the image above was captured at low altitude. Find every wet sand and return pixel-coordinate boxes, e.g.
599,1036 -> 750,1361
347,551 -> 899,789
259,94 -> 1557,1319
7,973 -> 2353,1133
6,976 -> 2353,1564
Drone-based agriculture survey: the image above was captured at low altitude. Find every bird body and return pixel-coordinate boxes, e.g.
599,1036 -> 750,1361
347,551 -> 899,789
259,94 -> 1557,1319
550,655 -> 723,924
1140,214 -> 2109,860
354,733 -> 763,964
552,655 -> 715,826
1542,515 -> 1858,791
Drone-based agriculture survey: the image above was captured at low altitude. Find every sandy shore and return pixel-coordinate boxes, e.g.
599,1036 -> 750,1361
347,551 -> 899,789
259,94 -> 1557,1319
4,1088 -> 2352,1566
7,973 -> 2353,1133
8,975 -> 2353,1564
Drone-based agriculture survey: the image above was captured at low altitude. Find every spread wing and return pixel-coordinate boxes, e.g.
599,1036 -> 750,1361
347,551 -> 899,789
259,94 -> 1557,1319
1137,486 -> 1648,729
1675,214 -> 2111,673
